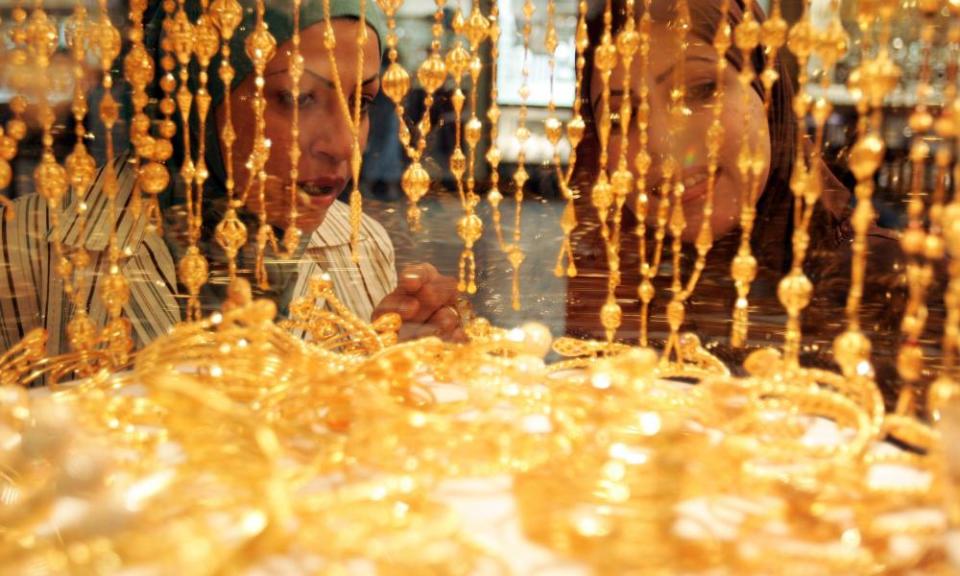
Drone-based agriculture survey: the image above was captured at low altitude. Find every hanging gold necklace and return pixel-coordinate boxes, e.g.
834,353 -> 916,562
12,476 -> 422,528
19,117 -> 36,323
0,1 -> 29,214
320,0 -> 369,263
729,0 -> 787,348
779,0 -> 847,369
457,5 -> 490,295
245,0 -> 279,289
502,0 -> 536,311
895,1 -> 941,415
832,1 -> 897,378
169,0 -> 209,321
93,0 -> 133,365
211,0 -> 245,281
280,0 -> 305,258
634,0 -> 655,346
486,0 -> 504,246
599,0 -> 642,346
62,4 -> 98,359
551,0 -> 586,280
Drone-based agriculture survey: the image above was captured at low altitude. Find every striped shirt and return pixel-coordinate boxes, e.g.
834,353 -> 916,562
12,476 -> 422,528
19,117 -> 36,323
0,156 -> 397,356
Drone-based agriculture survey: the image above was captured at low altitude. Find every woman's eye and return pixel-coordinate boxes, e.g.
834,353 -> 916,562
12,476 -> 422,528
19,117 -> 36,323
360,95 -> 375,115
688,81 -> 718,102
277,91 -> 314,109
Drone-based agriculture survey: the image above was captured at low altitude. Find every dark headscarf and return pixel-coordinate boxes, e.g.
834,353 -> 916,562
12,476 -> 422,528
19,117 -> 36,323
143,0 -> 388,205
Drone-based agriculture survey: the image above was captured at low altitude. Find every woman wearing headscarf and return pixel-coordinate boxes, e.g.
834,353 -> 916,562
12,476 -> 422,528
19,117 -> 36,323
565,0 -> 915,399
0,0 -> 463,357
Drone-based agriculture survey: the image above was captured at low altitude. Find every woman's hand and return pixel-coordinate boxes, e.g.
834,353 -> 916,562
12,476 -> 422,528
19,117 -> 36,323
373,263 -> 466,342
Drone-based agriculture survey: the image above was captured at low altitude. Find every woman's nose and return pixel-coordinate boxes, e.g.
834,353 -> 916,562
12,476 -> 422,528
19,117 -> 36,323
304,102 -> 354,163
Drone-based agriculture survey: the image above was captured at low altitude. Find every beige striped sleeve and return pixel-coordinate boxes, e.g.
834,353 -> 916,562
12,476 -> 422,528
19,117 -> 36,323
300,201 -> 398,322
0,194 -> 47,353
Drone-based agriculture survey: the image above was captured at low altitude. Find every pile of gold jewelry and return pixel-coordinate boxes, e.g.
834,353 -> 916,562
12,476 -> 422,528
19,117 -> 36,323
2,0 -> 960,573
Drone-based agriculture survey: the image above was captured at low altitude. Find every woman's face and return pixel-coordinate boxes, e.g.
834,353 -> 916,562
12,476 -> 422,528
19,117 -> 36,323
590,23 -> 771,242
220,19 -> 381,233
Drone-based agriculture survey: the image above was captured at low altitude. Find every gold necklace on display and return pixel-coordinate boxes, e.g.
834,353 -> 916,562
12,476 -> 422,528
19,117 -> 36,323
211,0 -> 245,280
321,0 -> 369,263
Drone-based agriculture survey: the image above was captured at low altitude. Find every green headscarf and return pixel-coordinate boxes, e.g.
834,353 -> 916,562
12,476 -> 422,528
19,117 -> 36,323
144,0 -> 388,200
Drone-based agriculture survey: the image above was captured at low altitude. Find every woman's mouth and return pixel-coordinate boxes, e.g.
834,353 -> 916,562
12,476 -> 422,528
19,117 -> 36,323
297,178 -> 345,209
680,169 -> 714,205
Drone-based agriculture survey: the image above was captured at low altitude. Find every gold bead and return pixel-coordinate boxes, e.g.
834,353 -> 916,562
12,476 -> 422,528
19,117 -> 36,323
101,272 -> 131,318
450,149 -> 466,179
465,117 -> 482,148
600,299 -> 622,332
566,116 -> 585,147
178,246 -> 209,294
897,343 -> 923,382
730,253 -> 757,284
943,203 -> 960,256
123,44 -> 154,88
7,119 -> 27,141
34,156 -> 68,206
0,159 -> 11,189
140,162 -> 170,195
616,29 -> 639,58
777,271 -> 813,313
832,329 -> 871,375
401,162 -> 430,203
594,41 -> 618,73
928,376 -> 960,422
734,18 -> 761,52
744,347 -> 783,377
592,174 -> 612,214
67,311 -> 98,352
638,279 -> 654,303
193,19 -> 221,66
787,20 -> 814,59
457,213 -> 483,245
544,117 -> 563,146
65,145 -> 96,191
761,14 -> 788,49
99,93 -> 120,127
382,62 -> 411,104
901,227 -> 925,256
611,169 -> 632,201
210,0 -> 243,39
666,300 -> 684,332
245,26 -> 277,70
848,133 -> 884,180
464,7 -> 490,48
417,54 -> 447,94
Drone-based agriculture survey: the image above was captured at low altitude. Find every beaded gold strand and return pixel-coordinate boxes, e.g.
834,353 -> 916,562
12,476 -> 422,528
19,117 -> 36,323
832,2 -> 897,378
929,1 -> 960,418
245,0 -> 279,289
281,0 -> 305,258
210,0 -> 245,281
64,4 -> 98,358
29,0 -> 74,322
663,0 -> 730,364
597,0 -> 639,345
500,0 -> 536,310
551,0 -> 586,279
591,0 -> 616,244
896,1 -> 941,415
729,0 -> 787,348
660,0 -> 695,362
635,0 -> 654,346
486,0 -> 504,245
778,0 -> 847,369
456,6 -> 490,295
169,0 -> 209,321
0,2 -> 30,214
320,0 -> 369,263
93,0 -> 133,365
445,25 -> 479,294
